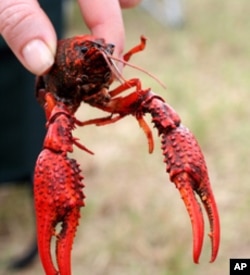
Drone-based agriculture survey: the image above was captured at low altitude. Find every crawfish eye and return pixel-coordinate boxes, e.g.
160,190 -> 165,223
104,72 -> 111,82
106,43 -> 115,54
80,46 -> 88,54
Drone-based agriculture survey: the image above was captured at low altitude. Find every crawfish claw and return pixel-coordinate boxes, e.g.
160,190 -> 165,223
34,149 -> 84,275
34,99 -> 85,275
173,172 -> 205,263
161,125 -> 220,263
141,92 -> 220,263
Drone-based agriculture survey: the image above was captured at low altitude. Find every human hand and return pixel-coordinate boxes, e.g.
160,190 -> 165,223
0,0 -> 141,76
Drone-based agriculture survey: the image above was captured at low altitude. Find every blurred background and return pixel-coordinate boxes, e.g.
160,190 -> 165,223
1,0 -> 250,274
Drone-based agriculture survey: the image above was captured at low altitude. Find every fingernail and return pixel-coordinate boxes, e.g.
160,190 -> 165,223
22,39 -> 54,75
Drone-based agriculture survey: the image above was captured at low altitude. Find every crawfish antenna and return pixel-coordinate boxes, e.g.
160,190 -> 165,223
107,54 -> 166,89
100,51 -> 127,84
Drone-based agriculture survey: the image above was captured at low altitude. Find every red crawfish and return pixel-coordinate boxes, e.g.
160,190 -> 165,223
34,34 -> 220,274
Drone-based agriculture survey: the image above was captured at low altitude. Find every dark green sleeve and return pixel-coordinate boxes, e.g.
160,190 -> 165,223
0,0 -> 63,183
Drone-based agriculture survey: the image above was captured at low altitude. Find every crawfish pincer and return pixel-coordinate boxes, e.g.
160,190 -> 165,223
34,93 -> 91,275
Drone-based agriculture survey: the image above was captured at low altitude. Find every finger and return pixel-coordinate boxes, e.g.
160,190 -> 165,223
0,0 -> 57,75
77,0 -> 125,59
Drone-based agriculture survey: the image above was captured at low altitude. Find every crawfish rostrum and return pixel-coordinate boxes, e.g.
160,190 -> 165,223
34,35 -> 220,274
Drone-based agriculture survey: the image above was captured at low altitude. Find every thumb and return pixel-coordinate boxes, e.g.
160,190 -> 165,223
0,0 -> 57,75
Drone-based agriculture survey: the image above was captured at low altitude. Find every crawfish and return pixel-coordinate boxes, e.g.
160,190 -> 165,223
34,35 -> 220,274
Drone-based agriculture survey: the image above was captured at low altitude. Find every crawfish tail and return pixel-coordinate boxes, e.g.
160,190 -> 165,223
142,92 -> 220,263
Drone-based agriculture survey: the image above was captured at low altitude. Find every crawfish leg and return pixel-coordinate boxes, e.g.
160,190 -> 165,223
123,35 -> 147,62
77,79 -> 154,153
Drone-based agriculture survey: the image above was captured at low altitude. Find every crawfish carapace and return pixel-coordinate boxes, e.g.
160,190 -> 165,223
34,35 -> 220,274
36,35 -> 116,111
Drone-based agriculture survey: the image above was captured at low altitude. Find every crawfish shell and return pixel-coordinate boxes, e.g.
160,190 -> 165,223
37,36 -> 113,105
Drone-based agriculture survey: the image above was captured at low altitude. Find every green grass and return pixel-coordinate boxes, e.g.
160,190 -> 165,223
1,1 -> 250,274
